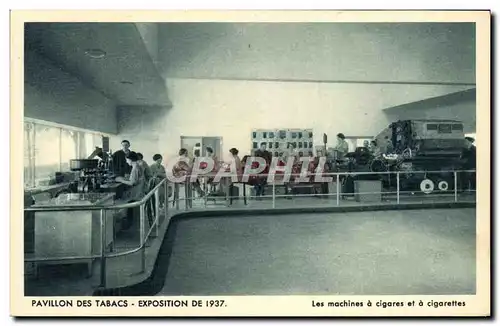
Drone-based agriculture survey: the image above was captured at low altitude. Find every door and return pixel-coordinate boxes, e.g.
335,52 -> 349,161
201,137 -> 222,159
180,136 -> 203,159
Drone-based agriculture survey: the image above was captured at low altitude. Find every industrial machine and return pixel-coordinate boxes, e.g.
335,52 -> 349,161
69,157 -> 114,193
348,119 -> 466,194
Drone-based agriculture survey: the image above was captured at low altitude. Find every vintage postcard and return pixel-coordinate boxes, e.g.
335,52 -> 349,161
10,10 -> 490,317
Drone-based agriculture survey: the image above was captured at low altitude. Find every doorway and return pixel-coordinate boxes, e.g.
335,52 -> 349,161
180,136 -> 223,159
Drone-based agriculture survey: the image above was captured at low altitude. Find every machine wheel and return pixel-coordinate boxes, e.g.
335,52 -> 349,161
437,180 -> 449,192
420,178 -> 435,194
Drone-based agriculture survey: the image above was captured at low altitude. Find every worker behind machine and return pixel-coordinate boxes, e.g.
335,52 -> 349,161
112,140 -> 132,177
136,152 -> 152,183
334,133 -> 349,159
370,140 -> 382,157
461,136 -> 476,191
384,136 -> 394,154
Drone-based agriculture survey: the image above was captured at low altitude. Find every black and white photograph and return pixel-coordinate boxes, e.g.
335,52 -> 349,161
11,10 -> 490,317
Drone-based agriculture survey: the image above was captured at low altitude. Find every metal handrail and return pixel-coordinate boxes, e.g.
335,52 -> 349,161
24,169 -> 476,290
25,170 -> 476,212
25,177 -> 167,212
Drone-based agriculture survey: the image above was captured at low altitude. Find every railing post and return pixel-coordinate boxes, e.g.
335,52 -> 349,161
184,182 -> 189,211
99,209 -> 107,288
336,174 -> 340,206
140,203 -> 145,273
175,183 -> 180,210
164,179 -> 169,215
226,179 -> 230,207
396,172 -> 400,204
272,182 -> 276,209
154,188 -> 159,237
454,171 -> 458,202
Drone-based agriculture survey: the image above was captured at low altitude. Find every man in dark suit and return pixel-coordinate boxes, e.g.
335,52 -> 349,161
112,140 -> 132,177
253,143 -> 272,198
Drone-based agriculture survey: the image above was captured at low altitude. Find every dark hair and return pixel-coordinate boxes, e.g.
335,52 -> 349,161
153,154 -> 162,161
137,152 -> 144,160
126,151 -> 138,162
179,148 -> 188,156
371,140 -> 377,146
336,133 -> 345,140
121,140 -> 130,145
206,147 -> 214,154
465,137 -> 475,143
229,148 -> 239,156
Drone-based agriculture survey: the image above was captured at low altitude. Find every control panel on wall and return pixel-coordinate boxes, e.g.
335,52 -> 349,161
251,128 -> 314,156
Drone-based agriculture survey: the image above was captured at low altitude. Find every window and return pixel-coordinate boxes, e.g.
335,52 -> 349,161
60,129 -> 77,172
23,119 -> 106,188
452,124 -> 464,131
438,124 -> 452,134
34,124 -> 61,185
427,124 -> 438,131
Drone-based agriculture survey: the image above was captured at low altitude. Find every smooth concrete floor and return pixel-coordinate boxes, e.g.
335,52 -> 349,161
158,208 -> 476,296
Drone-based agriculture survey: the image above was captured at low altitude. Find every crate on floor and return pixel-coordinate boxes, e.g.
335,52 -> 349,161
354,180 -> 382,202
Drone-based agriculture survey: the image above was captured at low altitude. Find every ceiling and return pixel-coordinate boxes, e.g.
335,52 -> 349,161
157,22 -> 476,84
24,22 -> 476,110
24,23 -> 171,107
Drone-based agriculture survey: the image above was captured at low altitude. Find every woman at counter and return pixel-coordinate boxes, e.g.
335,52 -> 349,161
150,154 -> 167,208
115,151 -> 146,230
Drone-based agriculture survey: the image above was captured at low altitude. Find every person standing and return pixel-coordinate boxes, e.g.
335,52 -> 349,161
115,151 -> 146,230
461,137 -> 477,191
369,140 -> 382,157
137,152 -> 152,183
229,147 -> 243,179
150,154 -> 167,207
112,140 -> 132,177
191,149 -> 206,198
334,133 -> 349,160
253,143 -> 272,199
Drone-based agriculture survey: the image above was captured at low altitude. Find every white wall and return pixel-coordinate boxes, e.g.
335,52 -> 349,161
113,80 -> 476,165
156,78 -> 412,162
110,105 -> 169,163
24,49 -> 118,134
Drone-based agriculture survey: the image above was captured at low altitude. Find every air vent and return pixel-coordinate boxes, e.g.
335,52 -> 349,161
84,49 -> 106,59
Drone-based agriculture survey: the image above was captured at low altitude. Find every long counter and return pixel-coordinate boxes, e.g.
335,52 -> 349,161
28,193 -> 117,278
